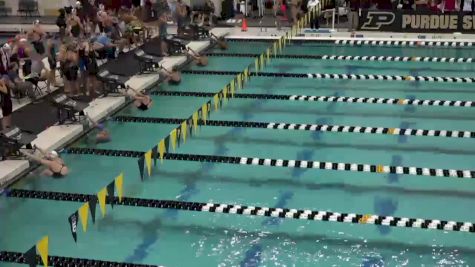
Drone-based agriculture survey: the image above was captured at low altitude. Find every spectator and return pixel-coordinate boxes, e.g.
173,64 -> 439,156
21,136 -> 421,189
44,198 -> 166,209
68,8 -> 84,38
0,75 -> 12,129
56,9 -> 68,40
158,13 -> 169,56
175,0 -> 188,35
348,0 -> 359,31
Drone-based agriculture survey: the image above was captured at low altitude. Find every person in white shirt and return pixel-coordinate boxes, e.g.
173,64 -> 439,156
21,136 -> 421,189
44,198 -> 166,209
307,0 -> 320,29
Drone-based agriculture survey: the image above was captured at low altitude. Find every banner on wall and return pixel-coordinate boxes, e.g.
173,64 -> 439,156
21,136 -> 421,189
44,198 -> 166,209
358,10 -> 475,33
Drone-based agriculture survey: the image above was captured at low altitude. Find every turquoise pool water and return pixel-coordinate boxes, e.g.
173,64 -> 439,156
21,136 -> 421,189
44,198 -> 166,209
2,41 -> 475,266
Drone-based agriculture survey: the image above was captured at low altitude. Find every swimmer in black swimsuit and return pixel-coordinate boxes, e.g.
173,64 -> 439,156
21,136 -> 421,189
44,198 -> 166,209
21,146 -> 69,178
160,65 -> 181,84
123,86 -> 153,111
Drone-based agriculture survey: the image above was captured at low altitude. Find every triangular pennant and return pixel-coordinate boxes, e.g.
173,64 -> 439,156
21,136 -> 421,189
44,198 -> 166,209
201,103 -> 208,124
164,136 -> 170,151
24,245 -> 37,267
181,121 -> 187,144
97,187 -> 107,217
170,128 -> 177,151
279,37 -> 283,51
137,157 -> 144,181
260,54 -> 265,67
107,181 -> 115,208
115,172 -> 124,203
187,117 -> 193,138
266,48 -> 270,62
158,139 -> 166,163
237,74 -> 242,89
213,94 -> 219,111
144,150 -> 152,177
223,86 -> 228,101
78,202 -> 89,232
36,236 -> 48,267
68,211 -> 78,242
273,42 -> 277,57
230,80 -> 235,98
192,112 -> 199,133
255,58 -> 259,74
244,68 -> 249,81
152,145 -> 158,166
88,196 -> 97,223
176,128 -> 181,147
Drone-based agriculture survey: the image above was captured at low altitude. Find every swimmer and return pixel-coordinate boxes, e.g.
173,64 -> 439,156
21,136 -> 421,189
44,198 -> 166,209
160,65 -> 181,84
210,33 -> 228,50
123,86 -> 153,111
21,146 -> 69,178
187,47 -> 208,66
86,115 -> 111,143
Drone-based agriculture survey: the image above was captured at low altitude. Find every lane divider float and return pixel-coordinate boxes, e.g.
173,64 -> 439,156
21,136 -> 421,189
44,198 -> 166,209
7,189 -> 475,233
335,39 -> 475,47
206,53 -> 474,63
182,70 -> 475,83
152,90 -> 475,108
65,147 -> 475,179
0,251 -> 159,267
113,115 -> 475,139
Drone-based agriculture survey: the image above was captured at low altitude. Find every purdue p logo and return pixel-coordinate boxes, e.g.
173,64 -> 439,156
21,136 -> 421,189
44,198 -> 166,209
361,11 -> 395,30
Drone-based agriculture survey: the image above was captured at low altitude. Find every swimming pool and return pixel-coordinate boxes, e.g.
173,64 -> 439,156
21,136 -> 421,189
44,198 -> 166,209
2,39 -> 475,266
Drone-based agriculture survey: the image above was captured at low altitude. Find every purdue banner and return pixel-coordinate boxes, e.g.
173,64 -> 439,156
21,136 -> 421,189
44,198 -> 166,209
358,10 -> 475,33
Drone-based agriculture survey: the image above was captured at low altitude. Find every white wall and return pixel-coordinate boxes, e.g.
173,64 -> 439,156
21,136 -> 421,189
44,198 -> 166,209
5,0 -> 65,16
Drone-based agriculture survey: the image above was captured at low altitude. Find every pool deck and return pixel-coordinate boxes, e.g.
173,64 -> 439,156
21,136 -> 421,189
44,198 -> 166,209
0,27 -> 231,188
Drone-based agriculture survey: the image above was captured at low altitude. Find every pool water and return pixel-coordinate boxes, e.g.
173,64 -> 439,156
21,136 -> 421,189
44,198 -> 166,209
2,40 -> 475,266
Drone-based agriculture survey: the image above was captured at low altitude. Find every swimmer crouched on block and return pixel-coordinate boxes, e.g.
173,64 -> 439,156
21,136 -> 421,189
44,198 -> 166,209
21,146 -> 69,178
187,47 -> 208,66
86,115 -> 111,143
122,86 -> 153,111
160,65 -> 181,84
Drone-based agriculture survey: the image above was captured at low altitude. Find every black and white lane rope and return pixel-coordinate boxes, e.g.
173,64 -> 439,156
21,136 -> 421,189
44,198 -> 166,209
0,251 -> 159,267
206,53 -> 475,63
335,39 -> 475,47
113,115 -> 475,139
152,90 -> 475,108
182,70 -> 475,83
7,189 -> 475,233
114,115 -> 475,139
65,147 -> 475,179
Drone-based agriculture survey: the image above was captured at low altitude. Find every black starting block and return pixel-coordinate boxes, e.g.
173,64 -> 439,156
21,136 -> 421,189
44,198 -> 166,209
97,70 -> 126,96
177,24 -> 209,40
166,37 -> 187,55
0,126 -> 36,159
52,94 -> 88,124
134,49 -> 160,73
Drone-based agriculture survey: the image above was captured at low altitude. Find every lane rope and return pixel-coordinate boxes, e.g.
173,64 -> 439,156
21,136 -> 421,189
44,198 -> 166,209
336,39 -> 475,47
7,189 -> 475,233
206,53 -> 474,63
152,90 -> 475,108
65,147 -> 475,179
113,115 -> 475,139
225,38 -> 475,47
182,70 -> 475,83
0,251 -> 159,267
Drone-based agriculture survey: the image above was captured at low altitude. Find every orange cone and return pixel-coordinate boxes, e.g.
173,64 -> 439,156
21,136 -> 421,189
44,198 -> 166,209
241,18 -> 248,32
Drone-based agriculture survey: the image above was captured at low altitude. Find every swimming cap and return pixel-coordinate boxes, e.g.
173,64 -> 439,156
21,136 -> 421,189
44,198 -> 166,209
49,150 -> 59,159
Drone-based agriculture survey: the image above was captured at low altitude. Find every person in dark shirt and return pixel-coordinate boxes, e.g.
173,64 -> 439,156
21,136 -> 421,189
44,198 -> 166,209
0,75 -> 12,130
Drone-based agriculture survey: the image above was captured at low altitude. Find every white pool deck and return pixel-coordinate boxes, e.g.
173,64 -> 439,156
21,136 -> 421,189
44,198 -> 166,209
0,27 -> 230,188
2,26 -> 475,188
